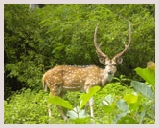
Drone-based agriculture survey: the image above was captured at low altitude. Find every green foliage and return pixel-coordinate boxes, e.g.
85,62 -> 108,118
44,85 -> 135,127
4,4 -> 45,93
4,89 -> 49,124
102,90 -> 154,124
131,65 -> 155,123
66,106 -> 89,119
135,67 -> 155,86
117,116 -> 138,124
111,65 -> 155,124
80,86 -> 101,108
68,117 -> 92,124
131,81 -> 154,99
48,96 -> 73,109
131,63 -> 155,99
124,93 -> 138,104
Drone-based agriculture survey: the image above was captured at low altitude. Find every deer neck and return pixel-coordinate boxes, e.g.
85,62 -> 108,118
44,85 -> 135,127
100,68 -> 114,86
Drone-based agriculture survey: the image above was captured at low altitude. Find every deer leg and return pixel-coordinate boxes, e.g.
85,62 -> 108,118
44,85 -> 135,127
48,104 -> 53,117
84,102 -> 89,111
56,91 -> 68,120
89,97 -> 94,118
85,86 -> 95,118
57,106 -> 68,121
48,101 -> 68,121
48,85 -> 68,120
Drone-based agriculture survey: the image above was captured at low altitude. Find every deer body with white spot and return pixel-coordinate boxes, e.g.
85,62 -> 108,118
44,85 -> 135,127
42,22 -> 132,121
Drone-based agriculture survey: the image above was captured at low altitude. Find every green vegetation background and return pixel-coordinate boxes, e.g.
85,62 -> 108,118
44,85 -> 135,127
4,4 -> 155,124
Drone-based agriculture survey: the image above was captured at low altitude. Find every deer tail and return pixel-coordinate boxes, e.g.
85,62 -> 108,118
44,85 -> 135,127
42,74 -> 47,92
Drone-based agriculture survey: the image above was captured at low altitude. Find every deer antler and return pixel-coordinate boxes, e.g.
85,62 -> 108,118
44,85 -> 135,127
94,24 -> 108,58
113,21 -> 132,60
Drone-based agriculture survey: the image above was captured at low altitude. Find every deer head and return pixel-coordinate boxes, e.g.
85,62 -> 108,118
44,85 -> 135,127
94,22 -> 131,80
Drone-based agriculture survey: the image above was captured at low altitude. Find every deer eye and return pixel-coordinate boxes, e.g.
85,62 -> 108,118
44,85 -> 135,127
112,63 -> 117,66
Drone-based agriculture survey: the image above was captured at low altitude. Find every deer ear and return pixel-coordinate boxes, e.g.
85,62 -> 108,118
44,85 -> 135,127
99,57 -> 106,65
116,58 -> 123,64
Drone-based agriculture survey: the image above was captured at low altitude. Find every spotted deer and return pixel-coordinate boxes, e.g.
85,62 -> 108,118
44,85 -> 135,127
42,22 -> 132,120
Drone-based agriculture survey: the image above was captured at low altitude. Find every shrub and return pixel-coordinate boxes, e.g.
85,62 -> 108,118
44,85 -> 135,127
4,89 -> 49,124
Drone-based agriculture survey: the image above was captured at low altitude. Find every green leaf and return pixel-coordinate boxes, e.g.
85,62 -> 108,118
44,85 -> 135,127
113,112 -> 128,124
102,94 -> 114,105
139,109 -> 146,124
48,96 -> 73,109
124,93 -> 138,104
113,99 -> 130,124
103,105 -> 115,114
80,86 -> 101,108
102,95 -> 116,113
116,99 -> 129,113
135,67 -> 155,86
131,81 -> 154,99
66,106 -> 88,119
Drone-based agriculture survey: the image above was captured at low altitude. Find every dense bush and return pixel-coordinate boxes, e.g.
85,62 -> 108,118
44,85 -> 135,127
4,89 -> 49,124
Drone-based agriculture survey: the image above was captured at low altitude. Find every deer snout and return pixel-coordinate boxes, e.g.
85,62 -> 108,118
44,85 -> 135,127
107,70 -> 113,75
105,65 -> 116,76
